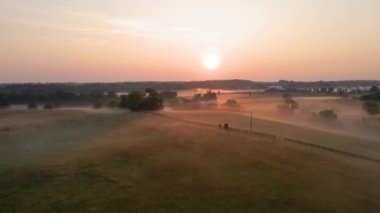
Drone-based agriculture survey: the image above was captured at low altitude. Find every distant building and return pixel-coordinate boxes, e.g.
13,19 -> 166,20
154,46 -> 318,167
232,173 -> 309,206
266,86 -> 286,92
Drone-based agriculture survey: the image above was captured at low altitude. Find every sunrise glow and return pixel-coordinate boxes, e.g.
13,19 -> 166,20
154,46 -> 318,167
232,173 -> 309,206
203,54 -> 220,70
0,1 -> 379,82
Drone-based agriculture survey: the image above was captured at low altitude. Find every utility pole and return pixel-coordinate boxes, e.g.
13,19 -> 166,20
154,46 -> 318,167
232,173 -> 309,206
250,111 -> 253,132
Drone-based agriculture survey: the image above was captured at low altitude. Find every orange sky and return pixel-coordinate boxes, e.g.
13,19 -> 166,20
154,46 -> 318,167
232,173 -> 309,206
0,0 -> 379,82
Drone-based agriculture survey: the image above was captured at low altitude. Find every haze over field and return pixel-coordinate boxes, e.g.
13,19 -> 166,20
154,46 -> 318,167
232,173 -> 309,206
1,0 -> 380,82
1,109 -> 380,212
1,1 -> 380,212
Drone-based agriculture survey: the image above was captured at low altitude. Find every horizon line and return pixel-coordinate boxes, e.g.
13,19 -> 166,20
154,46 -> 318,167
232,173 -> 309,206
1,79 -> 380,85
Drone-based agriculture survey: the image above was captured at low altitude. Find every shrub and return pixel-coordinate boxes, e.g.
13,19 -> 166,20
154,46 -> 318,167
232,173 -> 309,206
278,97 -> 298,114
202,90 -> 217,101
93,102 -> 102,109
53,102 -> 61,109
225,99 -> 238,106
319,109 -> 338,120
192,94 -> 202,101
282,93 -> 293,99
28,102 -> 38,109
192,91 -> 217,102
362,101 -> 379,115
361,92 -> 380,102
107,100 -> 118,109
0,126 -> 11,132
284,98 -> 299,109
224,123 -> 229,130
43,103 -> 54,110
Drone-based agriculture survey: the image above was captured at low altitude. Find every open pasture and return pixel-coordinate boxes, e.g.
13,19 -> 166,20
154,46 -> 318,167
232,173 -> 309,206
0,109 -> 380,212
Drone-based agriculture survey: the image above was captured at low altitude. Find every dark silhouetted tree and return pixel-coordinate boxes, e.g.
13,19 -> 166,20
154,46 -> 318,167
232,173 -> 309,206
369,86 -> 379,93
361,92 -> 380,102
159,90 -> 177,99
107,91 -> 117,98
55,90 -> 78,100
142,95 -> 164,110
119,95 -> 129,109
142,89 -> 163,110
363,101 -> 379,115
128,91 -> 145,111
225,99 -> 238,106
224,123 -> 229,130
0,94 -> 10,109
285,98 -> 299,109
93,102 -> 102,109
278,97 -> 298,114
28,102 -> 38,109
192,94 -> 202,101
282,93 -> 293,99
119,91 -> 145,111
89,90 -> 105,99
43,103 -> 54,110
145,88 -> 158,97
319,109 -> 338,120
107,100 -> 118,108
119,89 -> 163,111
202,90 -> 217,101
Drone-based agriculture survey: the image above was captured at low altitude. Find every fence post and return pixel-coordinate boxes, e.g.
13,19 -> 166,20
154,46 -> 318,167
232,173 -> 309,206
250,111 -> 253,132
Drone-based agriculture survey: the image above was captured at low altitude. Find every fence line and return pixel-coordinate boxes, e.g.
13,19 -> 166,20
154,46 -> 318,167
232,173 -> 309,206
229,128 -> 277,139
156,113 -> 379,164
283,138 -> 380,163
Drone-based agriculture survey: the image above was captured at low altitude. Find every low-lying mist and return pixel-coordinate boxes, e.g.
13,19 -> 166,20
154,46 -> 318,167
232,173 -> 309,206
217,94 -> 380,141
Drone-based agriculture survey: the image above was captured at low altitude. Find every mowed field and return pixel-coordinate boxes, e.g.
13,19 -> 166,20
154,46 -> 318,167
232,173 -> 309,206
1,109 -> 380,212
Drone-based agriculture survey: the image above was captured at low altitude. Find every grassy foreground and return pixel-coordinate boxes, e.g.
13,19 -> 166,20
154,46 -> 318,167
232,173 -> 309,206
0,110 -> 380,212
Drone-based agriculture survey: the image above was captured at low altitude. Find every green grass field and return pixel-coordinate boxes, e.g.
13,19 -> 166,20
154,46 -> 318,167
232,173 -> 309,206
1,110 -> 380,212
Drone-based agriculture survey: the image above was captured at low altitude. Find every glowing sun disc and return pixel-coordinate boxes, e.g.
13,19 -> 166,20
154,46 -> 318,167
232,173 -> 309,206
203,54 -> 220,70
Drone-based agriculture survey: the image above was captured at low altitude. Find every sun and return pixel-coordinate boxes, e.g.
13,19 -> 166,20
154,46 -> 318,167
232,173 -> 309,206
203,54 -> 220,70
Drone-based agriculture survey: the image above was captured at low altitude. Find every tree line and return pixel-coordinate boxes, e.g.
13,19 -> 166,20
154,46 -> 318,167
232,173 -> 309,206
1,80 -> 379,94
0,88 -> 170,111
361,86 -> 380,115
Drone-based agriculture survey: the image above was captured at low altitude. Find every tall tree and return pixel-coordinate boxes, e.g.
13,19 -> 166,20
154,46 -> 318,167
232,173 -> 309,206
0,93 -> 10,109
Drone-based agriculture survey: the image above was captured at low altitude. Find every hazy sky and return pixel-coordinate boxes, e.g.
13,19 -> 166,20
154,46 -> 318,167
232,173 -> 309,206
0,0 -> 379,82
